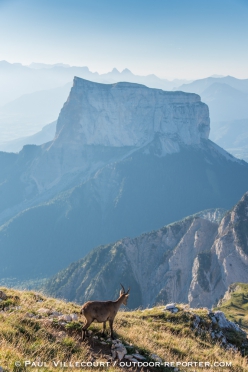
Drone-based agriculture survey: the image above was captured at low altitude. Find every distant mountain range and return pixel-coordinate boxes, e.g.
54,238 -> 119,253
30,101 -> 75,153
0,121 -> 57,153
177,75 -> 248,95
177,77 -> 248,162
1,62 -> 248,164
0,78 -> 248,285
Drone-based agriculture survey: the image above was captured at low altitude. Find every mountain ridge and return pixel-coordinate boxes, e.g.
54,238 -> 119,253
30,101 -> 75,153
44,193 -> 248,309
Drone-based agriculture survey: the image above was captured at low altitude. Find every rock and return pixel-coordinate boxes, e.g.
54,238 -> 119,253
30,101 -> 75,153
58,314 -> 72,322
50,311 -> 62,317
116,349 -> 127,360
132,353 -> 146,361
124,355 -> 134,360
164,303 -> 176,310
0,366 -> 3,372
214,311 -> 230,328
0,291 -> 7,300
210,316 -> 217,325
111,341 -> 127,361
172,308 -> 179,313
70,313 -> 78,321
59,322 -> 67,326
101,341 -> 107,345
37,308 -> 51,315
213,311 -> 246,336
57,77 -> 209,149
193,315 -> 201,329
25,313 -> 35,318
150,354 -> 162,363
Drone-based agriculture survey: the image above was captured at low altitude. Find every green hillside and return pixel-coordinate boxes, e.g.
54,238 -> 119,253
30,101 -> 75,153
216,283 -> 248,330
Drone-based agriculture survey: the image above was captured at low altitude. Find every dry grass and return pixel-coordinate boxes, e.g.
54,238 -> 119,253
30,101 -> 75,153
0,288 -> 247,372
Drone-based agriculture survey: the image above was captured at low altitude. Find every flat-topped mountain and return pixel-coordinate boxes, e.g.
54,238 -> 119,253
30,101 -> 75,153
26,78 -> 210,192
1,78 -> 248,282
55,77 -> 209,148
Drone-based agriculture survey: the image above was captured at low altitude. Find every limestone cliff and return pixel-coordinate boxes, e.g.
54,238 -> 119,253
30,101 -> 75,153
189,193 -> 248,307
45,193 -> 248,309
27,78 -> 210,192
56,78 -> 210,148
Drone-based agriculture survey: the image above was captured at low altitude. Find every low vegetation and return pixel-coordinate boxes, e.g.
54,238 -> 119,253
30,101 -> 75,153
216,283 -> 248,330
0,287 -> 247,372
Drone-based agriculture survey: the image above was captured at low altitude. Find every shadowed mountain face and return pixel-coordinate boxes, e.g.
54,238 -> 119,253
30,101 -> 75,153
44,193 -> 248,310
0,78 -> 248,282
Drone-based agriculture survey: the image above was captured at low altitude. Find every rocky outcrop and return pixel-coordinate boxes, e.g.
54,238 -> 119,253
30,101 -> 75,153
45,193 -> 248,309
190,193 -> 248,307
45,215 -> 219,308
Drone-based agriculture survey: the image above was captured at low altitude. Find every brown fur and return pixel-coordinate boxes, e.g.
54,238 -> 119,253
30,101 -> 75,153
81,285 -> 130,340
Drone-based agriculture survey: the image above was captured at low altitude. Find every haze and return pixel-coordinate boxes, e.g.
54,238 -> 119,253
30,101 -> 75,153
0,0 -> 248,80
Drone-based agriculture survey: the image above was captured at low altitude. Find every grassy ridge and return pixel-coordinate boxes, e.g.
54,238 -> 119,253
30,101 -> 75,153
0,287 -> 247,372
216,283 -> 248,330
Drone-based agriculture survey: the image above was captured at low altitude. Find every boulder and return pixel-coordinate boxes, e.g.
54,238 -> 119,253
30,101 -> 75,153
58,314 -> 72,322
164,303 -> 176,310
132,353 -> 146,361
37,308 -> 51,315
70,313 -> 78,321
150,354 -> 162,363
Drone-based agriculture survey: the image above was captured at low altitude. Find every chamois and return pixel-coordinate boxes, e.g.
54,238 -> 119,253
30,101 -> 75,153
80,284 -> 130,340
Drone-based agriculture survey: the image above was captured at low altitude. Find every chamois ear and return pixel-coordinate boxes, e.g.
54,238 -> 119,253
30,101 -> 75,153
126,287 -> 130,295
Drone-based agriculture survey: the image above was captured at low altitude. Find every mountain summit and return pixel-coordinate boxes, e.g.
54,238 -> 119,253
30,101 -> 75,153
55,77 -> 209,149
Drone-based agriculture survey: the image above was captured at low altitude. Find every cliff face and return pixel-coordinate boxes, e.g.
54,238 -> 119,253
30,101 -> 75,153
27,78 -> 210,192
55,78 -> 210,148
45,193 -> 248,309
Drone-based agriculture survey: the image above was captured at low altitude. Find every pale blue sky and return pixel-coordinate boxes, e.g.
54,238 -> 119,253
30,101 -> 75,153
0,0 -> 247,79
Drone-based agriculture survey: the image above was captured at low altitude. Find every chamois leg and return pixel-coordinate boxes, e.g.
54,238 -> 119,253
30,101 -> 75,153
102,321 -> 106,336
108,319 -> 115,339
82,319 -> 93,341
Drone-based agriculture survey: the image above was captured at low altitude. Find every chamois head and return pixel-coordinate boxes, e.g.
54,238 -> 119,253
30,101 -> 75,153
120,283 -> 130,305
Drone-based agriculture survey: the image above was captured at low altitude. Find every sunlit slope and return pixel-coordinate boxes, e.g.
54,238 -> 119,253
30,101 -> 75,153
0,288 -> 247,372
